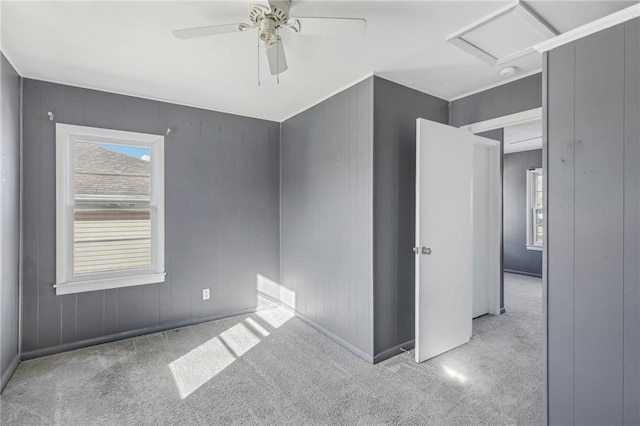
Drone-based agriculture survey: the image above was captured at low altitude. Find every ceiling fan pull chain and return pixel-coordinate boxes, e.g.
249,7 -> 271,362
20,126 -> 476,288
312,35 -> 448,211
257,30 -> 261,87
276,30 -> 280,84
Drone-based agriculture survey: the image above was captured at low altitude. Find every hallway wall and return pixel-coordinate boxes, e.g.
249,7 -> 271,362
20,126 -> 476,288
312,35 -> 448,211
503,149 -> 543,277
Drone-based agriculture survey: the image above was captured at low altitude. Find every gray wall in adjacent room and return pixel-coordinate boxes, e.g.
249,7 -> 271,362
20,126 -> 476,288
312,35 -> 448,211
503,149 -> 542,277
546,19 -> 639,425
0,53 -> 21,390
281,78 -> 374,361
372,76 -> 448,360
21,79 -> 280,357
449,73 -> 542,127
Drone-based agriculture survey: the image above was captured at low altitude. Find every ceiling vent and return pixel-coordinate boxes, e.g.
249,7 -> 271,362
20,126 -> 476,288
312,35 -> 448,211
446,1 -> 557,66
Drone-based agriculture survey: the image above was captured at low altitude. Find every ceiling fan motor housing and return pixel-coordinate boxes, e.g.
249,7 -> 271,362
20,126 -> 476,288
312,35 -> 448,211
249,1 -> 290,26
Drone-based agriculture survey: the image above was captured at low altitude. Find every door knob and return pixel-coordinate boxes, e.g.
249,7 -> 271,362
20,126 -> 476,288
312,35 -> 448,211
421,247 -> 432,255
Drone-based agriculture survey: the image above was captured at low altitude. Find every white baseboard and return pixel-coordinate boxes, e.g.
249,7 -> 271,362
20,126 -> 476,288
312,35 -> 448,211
1,353 -> 20,393
294,312 -> 374,364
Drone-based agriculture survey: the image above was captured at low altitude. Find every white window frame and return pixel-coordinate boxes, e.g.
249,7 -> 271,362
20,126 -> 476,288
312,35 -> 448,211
526,167 -> 543,251
55,123 -> 165,295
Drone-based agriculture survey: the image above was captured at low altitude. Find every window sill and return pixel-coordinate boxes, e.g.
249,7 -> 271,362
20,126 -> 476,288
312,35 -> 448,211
526,245 -> 543,252
54,272 -> 166,295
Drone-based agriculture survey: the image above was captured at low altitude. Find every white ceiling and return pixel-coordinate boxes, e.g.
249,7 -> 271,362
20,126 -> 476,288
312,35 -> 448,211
503,118 -> 541,153
1,1 -> 635,122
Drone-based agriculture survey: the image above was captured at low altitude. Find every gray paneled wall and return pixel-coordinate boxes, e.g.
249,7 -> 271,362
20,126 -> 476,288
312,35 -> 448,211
503,149 -> 542,277
372,77 -> 448,360
0,53 -> 21,390
546,19 -> 639,425
623,19 -> 640,426
21,79 -> 280,357
450,73 -> 542,128
281,78 -> 374,361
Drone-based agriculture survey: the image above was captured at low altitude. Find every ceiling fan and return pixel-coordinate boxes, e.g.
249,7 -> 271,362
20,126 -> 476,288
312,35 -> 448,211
172,0 -> 367,76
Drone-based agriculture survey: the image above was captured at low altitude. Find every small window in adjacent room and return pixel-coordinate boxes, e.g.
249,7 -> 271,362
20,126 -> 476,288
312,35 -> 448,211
55,124 -> 165,295
526,168 -> 543,251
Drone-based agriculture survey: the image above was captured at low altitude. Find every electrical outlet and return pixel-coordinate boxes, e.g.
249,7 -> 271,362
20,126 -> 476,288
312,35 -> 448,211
202,288 -> 210,300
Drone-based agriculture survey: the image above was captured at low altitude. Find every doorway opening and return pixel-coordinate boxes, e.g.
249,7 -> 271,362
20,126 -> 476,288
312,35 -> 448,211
414,108 -> 544,364
461,108 -> 543,314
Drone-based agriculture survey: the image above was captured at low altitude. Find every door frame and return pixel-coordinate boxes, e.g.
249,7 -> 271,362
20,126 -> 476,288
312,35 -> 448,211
460,107 -> 542,134
459,107 -> 543,314
472,135 -> 502,316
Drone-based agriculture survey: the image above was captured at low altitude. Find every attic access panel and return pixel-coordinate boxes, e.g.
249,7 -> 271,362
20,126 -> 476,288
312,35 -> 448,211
446,1 -> 557,66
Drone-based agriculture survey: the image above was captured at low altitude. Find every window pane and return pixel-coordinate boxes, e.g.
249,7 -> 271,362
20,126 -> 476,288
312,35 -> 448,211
536,191 -> 543,209
74,209 -> 151,275
536,174 -> 543,191
73,141 -> 152,275
74,141 -> 151,206
535,209 -> 544,244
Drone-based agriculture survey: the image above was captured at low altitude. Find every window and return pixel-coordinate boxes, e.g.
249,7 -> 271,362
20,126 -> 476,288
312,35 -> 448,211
55,124 -> 164,295
526,168 -> 543,251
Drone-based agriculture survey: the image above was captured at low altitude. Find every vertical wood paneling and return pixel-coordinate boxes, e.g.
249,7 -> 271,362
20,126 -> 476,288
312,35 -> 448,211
21,79 -> 281,355
547,42 -> 576,425
623,18 -> 640,426
116,287 -> 142,333
372,79 -> 397,355
37,83 -> 64,349
547,19 -> 639,424
76,292 -> 104,341
573,26 -> 625,425
165,105 -> 199,322
20,79 -> 40,351
139,284 -> 160,329
0,53 -> 21,380
347,87 -> 358,346
263,124 -> 280,281
358,80 -> 374,355
281,78 -> 374,359
103,289 -> 118,336
60,295 -> 77,344
199,113 -> 220,318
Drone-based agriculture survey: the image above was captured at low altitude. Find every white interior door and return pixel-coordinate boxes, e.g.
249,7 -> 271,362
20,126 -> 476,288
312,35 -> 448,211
415,119 -> 473,363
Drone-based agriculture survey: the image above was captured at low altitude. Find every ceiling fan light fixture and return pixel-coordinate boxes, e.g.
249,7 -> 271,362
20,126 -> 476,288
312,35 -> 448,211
259,18 -> 278,45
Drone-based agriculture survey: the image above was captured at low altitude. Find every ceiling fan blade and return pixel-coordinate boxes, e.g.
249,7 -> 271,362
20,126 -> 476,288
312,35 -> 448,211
293,17 -> 367,37
172,23 -> 251,40
266,37 -> 288,75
